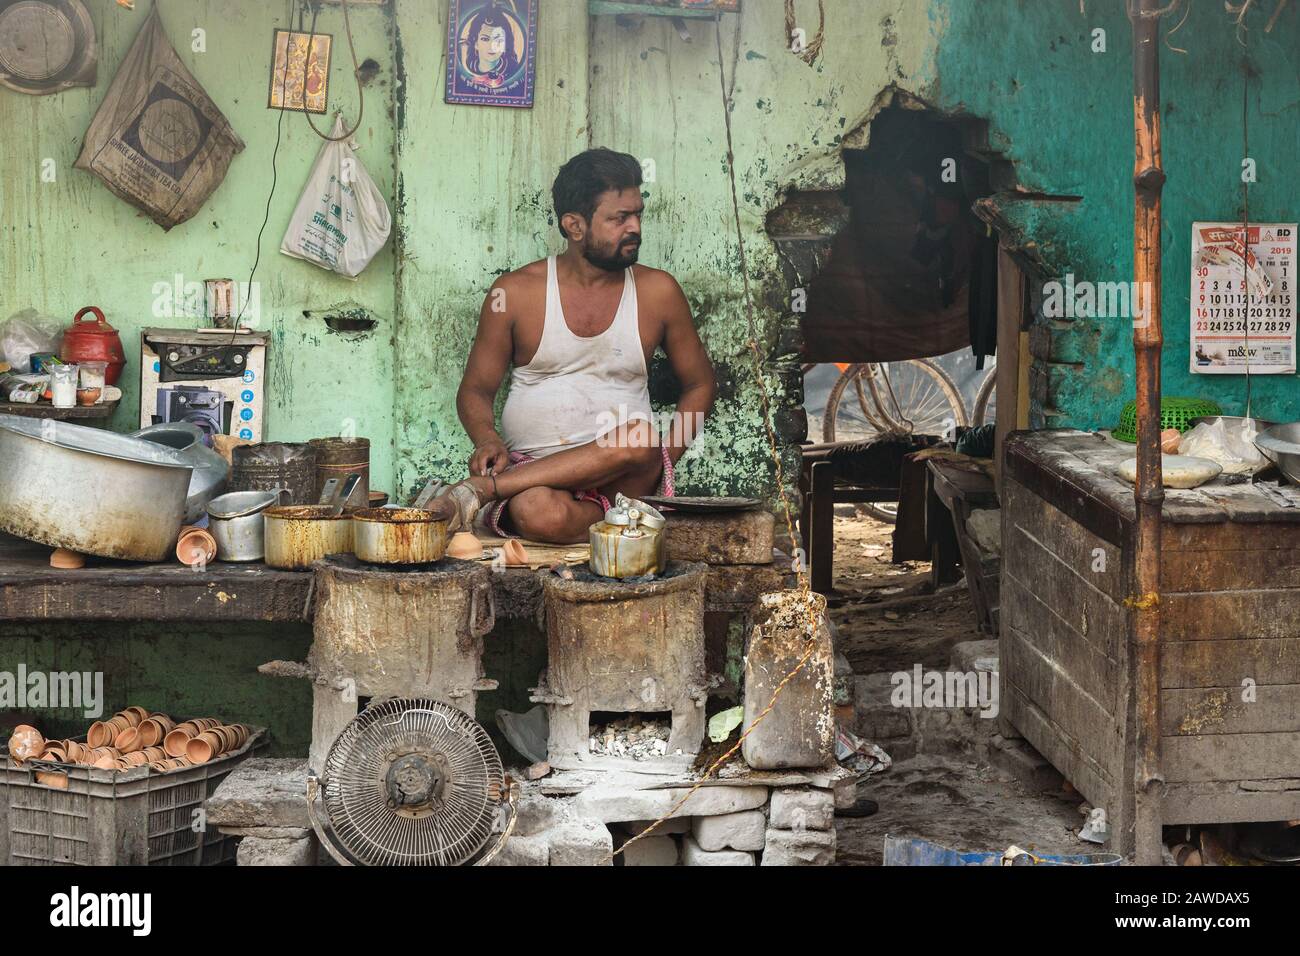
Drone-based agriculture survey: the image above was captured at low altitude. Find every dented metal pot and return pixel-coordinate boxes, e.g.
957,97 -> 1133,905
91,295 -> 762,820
263,505 -> 354,570
588,494 -> 667,579
206,489 -> 285,562
351,507 -> 449,564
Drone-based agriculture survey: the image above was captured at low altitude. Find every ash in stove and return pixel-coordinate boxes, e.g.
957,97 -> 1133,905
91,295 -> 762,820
588,715 -> 676,760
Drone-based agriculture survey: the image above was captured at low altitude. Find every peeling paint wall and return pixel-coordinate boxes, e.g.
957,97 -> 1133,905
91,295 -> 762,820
3,0 -> 1295,490
0,0 -> 397,491
928,0 -> 1299,427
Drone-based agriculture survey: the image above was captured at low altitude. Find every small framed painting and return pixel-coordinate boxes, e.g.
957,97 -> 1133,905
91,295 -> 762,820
445,0 -> 538,109
269,29 -> 332,113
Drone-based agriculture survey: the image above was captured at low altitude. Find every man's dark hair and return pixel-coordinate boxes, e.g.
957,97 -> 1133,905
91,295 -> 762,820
552,148 -> 643,240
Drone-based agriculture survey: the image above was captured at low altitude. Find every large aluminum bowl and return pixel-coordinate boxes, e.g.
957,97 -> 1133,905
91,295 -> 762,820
1255,423 -> 1300,484
0,415 -> 192,561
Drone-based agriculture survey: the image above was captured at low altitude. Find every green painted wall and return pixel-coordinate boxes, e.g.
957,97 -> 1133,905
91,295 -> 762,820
3,0 -> 1295,488
0,0 -> 398,492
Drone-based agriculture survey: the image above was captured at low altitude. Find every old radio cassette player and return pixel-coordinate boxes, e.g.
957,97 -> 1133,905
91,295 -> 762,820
140,328 -> 269,444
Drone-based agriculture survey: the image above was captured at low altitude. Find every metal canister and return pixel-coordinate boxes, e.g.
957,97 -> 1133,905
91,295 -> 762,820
310,437 -> 370,506
588,494 -> 667,579
231,443 -> 317,504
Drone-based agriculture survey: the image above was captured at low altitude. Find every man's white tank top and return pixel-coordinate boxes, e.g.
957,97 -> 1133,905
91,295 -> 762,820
499,256 -> 653,459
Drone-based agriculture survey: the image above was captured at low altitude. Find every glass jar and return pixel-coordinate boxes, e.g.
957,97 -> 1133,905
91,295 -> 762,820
50,364 -> 79,409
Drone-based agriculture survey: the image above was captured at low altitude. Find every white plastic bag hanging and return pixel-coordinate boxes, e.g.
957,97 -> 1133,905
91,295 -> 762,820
280,115 -> 391,279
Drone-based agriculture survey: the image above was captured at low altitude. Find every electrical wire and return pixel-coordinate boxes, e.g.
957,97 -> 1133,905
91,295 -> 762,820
231,0 -> 299,332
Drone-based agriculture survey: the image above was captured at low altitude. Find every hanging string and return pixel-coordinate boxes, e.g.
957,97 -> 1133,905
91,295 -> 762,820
300,0 -> 367,141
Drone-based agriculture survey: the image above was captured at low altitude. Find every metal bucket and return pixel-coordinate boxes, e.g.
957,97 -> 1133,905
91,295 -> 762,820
309,437 -> 370,506
206,489 -> 284,562
231,443 -> 317,504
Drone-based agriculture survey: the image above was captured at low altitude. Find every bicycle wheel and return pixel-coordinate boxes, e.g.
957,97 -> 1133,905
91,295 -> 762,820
823,361 -> 968,523
972,367 -> 997,426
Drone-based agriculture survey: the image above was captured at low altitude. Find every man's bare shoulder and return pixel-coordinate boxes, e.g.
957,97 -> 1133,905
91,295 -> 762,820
631,264 -> 687,299
493,258 -> 548,290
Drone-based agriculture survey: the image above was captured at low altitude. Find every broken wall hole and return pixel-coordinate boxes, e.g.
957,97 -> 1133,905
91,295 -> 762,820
768,103 -> 1014,369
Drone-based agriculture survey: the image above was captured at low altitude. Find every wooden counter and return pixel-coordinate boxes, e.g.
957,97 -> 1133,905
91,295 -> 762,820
0,533 -> 312,623
1002,429 -> 1300,856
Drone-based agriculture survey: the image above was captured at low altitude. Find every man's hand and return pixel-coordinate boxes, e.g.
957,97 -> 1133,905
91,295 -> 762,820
470,438 -> 510,477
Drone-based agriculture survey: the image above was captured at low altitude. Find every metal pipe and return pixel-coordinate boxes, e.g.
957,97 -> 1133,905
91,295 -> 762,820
1129,0 -> 1167,865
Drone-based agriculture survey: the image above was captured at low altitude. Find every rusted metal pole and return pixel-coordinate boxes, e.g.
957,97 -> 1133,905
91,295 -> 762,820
1130,0 -> 1166,866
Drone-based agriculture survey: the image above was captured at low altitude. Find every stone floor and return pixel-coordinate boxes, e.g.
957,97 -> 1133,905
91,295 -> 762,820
825,511 -> 1090,866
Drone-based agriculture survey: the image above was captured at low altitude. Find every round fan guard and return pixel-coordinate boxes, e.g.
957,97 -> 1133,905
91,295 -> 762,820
307,697 -> 516,866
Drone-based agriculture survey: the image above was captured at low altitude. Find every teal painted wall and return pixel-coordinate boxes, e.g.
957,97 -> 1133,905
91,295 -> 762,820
928,0 -> 1299,426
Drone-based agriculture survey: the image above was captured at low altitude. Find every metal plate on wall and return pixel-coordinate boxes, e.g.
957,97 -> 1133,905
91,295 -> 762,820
0,0 -> 96,95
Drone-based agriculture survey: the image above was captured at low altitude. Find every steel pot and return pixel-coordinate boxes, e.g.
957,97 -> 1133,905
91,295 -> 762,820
0,415 -> 191,561
130,422 -> 229,523
352,507 -> 449,564
1256,422 -> 1300,484
263,505 -> 354,570
206,489 -> 285,562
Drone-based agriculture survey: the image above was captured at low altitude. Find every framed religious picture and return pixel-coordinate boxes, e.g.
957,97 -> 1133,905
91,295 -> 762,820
445,0 -> 538,109
268,29 -> 332,113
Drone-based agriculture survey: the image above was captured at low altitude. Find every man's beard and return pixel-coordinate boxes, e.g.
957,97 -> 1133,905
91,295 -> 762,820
584,236 -> 640,271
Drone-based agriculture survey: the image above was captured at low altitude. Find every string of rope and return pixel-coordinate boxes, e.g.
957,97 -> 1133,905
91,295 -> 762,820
613,13 -> 830,862
301,0 -> 366,141
783,0 -> 825,64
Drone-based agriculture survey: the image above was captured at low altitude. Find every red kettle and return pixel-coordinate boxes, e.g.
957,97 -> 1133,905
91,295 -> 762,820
63,307 -> 126,385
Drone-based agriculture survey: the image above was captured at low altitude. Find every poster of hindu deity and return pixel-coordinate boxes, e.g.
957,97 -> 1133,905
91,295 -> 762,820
445,0 -> 538,109
269,29 -> 331,114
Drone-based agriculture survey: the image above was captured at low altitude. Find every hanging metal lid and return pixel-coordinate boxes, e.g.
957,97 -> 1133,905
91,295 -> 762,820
0,0 -> 97,95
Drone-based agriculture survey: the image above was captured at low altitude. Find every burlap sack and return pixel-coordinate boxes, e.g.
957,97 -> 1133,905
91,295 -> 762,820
74,7 -> 243,230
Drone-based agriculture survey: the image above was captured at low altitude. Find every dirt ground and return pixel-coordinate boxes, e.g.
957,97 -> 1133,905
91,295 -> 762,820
825,510 -> 1089,866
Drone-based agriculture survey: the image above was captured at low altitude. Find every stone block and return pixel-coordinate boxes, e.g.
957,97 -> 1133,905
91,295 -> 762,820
692,809 -> 767,851
988,735 -> 1064,793
681,836 -> 755,866
831,777 -> 857,810
236,834 -> 317,867
666,510 -> 774,565
950,639 -> 999,675
206,759 -> 310,830
704,563 -> 787,612
574,784 -> 768,824
514,792 -> 569,837
621,818 -> 690,836
549,820 -> 613,866
621,834 -> 680,866
769,788 -> 834,831
487,834 -> 550,867
761,828 -> 835,866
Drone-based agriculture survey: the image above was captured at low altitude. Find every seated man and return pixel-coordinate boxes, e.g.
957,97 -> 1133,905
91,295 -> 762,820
432,148 -> 716,544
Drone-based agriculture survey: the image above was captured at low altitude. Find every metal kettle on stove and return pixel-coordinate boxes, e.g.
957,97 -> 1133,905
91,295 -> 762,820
588,493 -> 667,579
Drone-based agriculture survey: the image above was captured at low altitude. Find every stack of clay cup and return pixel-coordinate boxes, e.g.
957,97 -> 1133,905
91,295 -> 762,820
164,718 -> 250,765
6,706 -> 249,774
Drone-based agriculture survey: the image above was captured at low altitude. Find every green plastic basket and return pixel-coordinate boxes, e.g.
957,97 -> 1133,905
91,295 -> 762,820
1112,397 -> 1223,442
